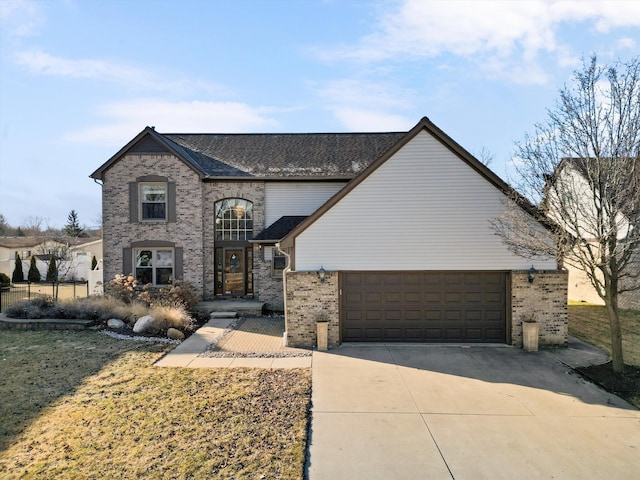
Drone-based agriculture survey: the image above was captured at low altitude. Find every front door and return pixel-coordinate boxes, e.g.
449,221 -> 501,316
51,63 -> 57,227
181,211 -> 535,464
224,249 -> 243,294
215,247 -> 253,296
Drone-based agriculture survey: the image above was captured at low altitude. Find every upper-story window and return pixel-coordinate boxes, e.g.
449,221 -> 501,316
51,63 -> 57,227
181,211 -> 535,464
129,176 -> 176,224
140,183 -> 167,221
215,198 -> 253,240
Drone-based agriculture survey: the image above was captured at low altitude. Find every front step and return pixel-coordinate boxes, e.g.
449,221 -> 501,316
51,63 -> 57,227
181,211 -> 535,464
194,300 -> 265,317
210,311 -> 238,319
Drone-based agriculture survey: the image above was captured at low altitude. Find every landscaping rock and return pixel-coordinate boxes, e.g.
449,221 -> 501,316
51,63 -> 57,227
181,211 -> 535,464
107,318 -> 126,329
133,315 -> 159,334
167,328 -> 185,340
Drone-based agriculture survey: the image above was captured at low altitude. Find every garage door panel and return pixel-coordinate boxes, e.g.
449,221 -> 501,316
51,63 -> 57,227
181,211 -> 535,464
342,272 -> 507,343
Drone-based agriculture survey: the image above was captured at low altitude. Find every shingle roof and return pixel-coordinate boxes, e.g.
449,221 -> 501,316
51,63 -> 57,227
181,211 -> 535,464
160,132 -> 407,178
252,216 -> 308,242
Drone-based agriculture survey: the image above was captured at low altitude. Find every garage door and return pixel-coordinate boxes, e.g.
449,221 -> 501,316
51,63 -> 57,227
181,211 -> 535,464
341,272 -> 507,343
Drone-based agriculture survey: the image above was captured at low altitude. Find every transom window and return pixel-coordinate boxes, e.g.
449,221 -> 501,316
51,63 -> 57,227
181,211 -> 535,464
135,249 -> 173,285
140,183 -> 167,221
215,199 -> 253,240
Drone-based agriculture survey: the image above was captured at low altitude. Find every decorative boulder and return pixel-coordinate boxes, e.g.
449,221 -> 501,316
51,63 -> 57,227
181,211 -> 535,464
107,318 -> 126,329
167,328 -> 185,340
133,315 -> 159,334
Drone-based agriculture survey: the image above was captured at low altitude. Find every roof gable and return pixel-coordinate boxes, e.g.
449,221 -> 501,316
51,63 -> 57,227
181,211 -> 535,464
280,117 -> 544,250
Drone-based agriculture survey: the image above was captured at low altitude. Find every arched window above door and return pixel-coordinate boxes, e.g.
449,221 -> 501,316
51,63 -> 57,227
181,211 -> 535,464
215,198 -> 253,240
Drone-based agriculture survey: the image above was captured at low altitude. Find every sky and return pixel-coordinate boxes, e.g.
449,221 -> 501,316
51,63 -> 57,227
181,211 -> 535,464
1,0 -> 639,230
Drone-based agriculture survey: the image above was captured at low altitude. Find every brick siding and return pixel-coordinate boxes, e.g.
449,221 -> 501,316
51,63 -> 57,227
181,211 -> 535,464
284,269 -> 568,349
285,271 -> 339,348
102,154 -> 204,292
511,270 -> 568,347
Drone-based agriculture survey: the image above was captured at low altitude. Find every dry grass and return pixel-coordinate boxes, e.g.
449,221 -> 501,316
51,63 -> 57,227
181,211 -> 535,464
0,330 -> 311,479
568,304 -> 640,407
568,305 -> 640,366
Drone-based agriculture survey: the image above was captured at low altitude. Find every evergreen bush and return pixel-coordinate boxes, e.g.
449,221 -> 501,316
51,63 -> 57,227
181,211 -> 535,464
27,256 -> 41,283
12,253 -> 24,283
46,254 -> 58,282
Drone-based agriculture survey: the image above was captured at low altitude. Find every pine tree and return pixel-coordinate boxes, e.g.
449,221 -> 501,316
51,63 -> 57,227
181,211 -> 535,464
12,253 -> 25,283
91,255 -> 98,271
28,256 -> 41,283
63,210 -> 86,237
46,254 -> 58,282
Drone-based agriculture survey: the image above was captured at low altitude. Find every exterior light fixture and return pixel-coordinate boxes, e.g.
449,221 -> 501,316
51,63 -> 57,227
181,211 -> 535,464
318,266 -> 326,283
528,265 -> 537,284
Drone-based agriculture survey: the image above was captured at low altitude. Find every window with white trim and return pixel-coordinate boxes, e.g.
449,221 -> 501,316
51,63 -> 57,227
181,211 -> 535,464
140,183 -> 167,221
215,198 -> 253,240
135,249 -> 173,285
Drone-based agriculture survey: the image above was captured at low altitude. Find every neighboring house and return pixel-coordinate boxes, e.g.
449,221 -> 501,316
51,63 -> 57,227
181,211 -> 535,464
546,159 -> 639,309
91,117 -> 568,348
0,236 -> 102,283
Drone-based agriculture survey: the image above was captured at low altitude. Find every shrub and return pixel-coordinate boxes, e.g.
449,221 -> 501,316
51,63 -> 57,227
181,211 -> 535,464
91,255 -> 98,271
46,255 -> 57,282
4,297 -> 55,319
0,273 -> 10,288
27,256 -> 41,283
12,254 -> 24,283
105,274 -> 138,303
138,278 -> 201,310
148,304 -> 196,332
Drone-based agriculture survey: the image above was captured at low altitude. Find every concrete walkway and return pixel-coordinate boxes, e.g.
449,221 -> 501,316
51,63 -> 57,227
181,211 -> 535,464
307,339 -> 640,479
154,317 -> 312,369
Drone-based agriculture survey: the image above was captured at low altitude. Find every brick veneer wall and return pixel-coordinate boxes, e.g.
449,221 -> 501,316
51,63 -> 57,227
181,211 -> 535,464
254,246 -> 285,311
101,154 -> 204,293
511,270 -> 568,347
285,269 -> 568,349
285,271 -> 339,348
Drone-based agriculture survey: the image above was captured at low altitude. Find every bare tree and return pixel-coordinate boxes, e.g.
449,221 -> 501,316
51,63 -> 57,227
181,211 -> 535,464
494,55 -> 640,373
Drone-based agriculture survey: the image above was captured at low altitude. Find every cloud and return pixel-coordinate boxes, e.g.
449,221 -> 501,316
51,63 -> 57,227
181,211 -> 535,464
332,108 -> 413,131
321,0 -> 640,84
13,50 -> 225,95
317,78 -> 414,130
0,0 -> 44,37
62,98 -> 281,145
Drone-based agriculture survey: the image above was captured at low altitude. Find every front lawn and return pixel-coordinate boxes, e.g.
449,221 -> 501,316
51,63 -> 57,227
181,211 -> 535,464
0,330 -> 311,478
568,304 -> 640,408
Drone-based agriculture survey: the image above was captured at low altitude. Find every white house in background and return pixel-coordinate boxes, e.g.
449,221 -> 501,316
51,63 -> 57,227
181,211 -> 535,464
0,237 -> 102,285
546,158 -> 639,309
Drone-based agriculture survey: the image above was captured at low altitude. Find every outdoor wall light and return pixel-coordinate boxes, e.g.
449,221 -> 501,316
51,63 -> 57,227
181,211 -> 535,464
528,265 -> 537,283
317,266 -> 326,283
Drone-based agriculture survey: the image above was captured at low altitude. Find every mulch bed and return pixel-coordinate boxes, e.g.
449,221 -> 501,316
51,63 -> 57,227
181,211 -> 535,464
575,362 -> 640,395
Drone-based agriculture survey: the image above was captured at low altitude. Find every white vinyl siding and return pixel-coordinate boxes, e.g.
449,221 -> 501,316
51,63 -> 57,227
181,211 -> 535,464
295,130 -> 557,271
265,182 -> 346,226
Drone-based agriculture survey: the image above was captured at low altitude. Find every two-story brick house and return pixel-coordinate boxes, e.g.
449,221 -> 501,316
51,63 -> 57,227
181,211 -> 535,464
91,117 -> 569,348
90,126 -> 405,311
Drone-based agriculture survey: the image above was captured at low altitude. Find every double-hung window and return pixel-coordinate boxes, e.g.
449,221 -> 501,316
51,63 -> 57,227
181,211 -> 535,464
135,249 -> 174,285
140,183 -> 167,221
130,176 -> 175,223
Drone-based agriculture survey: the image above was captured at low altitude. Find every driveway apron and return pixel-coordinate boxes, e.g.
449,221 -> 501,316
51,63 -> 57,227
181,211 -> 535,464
306,343 -> 640,480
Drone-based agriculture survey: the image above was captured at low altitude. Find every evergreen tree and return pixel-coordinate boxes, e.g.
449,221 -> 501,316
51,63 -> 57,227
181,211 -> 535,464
12,253 -> 24,283
28,256 -> 41,283
63,210 -> 86,237
46,254 -> 58,282
91,255 -> 98,270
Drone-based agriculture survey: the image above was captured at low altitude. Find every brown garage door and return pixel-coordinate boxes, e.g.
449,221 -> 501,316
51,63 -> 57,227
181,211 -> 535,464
341,271 -> 507,343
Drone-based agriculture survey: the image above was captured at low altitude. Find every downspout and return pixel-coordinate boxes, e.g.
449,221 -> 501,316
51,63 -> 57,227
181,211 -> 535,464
275,242 -> 291,347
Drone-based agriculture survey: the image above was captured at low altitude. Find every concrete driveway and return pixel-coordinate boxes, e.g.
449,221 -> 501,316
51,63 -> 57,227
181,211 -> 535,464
307,340 -> 640,479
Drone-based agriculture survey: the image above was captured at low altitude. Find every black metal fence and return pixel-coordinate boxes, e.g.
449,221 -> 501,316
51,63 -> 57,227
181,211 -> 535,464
0,282 -> 89,313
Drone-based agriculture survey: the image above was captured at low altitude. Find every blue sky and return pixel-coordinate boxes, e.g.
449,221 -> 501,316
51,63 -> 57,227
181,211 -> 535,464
1,0 -> 639,229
